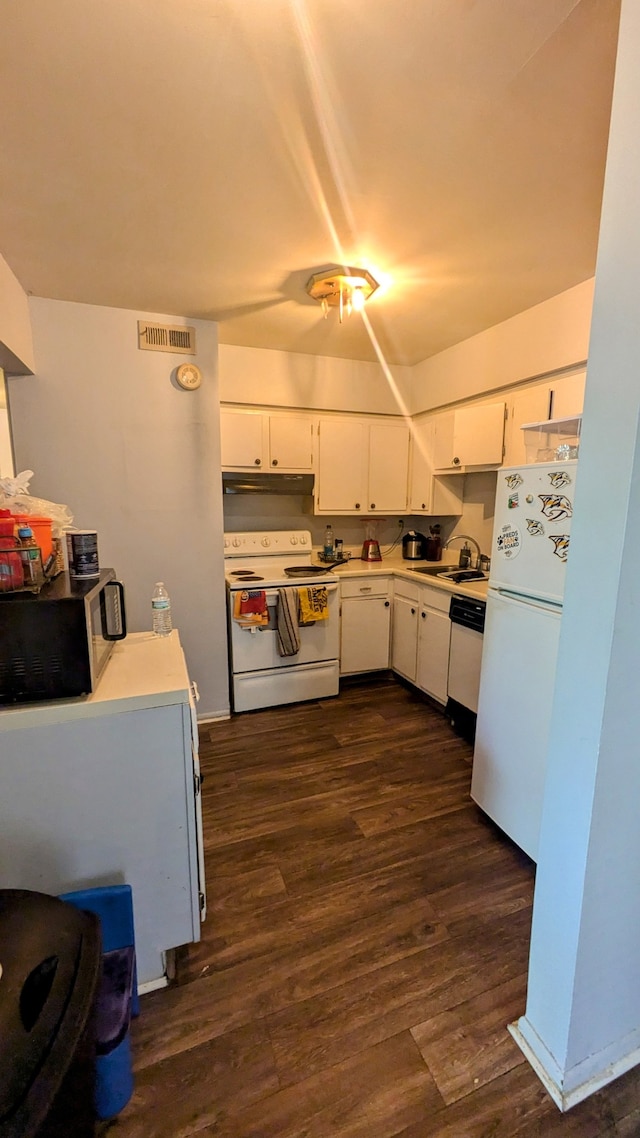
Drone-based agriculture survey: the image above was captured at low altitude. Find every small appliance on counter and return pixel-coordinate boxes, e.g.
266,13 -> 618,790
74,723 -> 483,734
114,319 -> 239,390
402,531 -> 427,560
360,521 -> 382,562
0,569 -> 127,704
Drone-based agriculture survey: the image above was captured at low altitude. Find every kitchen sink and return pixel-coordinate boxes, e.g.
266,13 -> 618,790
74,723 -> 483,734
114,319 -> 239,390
408,565 -> 489,582
406,564 -> 456,576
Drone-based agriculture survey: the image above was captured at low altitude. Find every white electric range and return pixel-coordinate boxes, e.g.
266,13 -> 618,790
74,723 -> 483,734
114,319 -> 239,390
224,530 -> 340,712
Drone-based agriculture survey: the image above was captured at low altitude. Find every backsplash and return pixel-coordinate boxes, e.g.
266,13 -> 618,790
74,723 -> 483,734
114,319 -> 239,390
222,471 -> 497,558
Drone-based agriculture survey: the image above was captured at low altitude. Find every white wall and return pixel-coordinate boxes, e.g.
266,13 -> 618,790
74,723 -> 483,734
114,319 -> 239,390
410,279 -> 594,414
0,253 -> 34,374
0,371 -> 15,478
513,0 -> 640,1106
219,343 -> 413,416
7,299 -> 229,719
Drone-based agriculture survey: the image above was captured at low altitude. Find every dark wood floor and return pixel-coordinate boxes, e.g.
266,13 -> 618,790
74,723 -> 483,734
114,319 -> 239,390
110,675 -> 640,1137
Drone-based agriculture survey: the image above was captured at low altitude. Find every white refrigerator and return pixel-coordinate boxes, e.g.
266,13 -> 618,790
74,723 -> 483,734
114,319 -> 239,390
471,460 -> 577,861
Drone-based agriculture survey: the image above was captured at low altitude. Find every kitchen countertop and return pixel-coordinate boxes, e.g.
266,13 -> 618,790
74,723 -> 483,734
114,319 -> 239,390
311,552 -> 489,600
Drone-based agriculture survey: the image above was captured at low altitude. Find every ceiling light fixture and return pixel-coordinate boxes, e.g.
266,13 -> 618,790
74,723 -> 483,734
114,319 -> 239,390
306,267 -> 379,323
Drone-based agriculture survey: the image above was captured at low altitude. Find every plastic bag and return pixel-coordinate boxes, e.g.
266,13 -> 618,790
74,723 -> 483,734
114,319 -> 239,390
0,470 -> 74,537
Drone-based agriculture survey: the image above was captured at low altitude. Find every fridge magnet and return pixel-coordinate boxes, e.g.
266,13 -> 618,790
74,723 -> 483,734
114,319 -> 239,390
525,494 -> 534,504
549,534 -> 570,561
505,472 -> 523,490
496,525 -> 521,559
507,493 -> 520,509
548,470 -> 572,489
525,518 -> 545,535
538,494 -> 573,521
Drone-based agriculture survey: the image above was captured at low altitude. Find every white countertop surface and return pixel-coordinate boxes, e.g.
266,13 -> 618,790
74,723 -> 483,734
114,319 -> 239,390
311,552 -> 489,600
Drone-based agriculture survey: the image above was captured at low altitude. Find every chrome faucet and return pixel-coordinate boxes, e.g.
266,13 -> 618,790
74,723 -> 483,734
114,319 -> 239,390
443,533 -> 482,568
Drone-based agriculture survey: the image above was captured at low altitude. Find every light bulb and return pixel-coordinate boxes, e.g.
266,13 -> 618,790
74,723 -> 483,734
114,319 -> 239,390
351,287 -> 366,312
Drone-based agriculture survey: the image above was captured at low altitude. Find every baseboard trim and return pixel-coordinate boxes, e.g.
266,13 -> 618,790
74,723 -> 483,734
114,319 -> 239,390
509,1016 -> 640,1111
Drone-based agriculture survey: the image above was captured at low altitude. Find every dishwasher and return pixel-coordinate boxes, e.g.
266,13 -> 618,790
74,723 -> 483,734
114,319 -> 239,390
446,594 -> 486,743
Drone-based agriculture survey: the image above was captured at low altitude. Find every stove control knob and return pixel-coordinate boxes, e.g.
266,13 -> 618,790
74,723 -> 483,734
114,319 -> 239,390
290,536 -> 298,545
224,538 -> 230,549
261,537 -> 271,547
232,537 -> 241,548
299,535 -> 308,545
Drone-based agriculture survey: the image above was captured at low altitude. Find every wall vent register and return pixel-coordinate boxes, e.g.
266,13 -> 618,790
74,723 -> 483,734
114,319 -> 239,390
137,322 -> 196,355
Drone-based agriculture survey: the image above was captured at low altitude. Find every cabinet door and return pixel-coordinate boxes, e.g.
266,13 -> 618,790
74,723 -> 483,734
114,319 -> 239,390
453,402 -> 505,467
316,418 -> 368,512
391,595 -> 419,681
220,410 -> 266,469
503,385 -> 551,468
410,420 -> 464,515
340,596 -> 391,674
417,605 -> 451,704
549,370 -> 586,419
268,415 -> 314,471
409,420 -> 434,512
432,412 -> 456,470
368,422 -> 409,512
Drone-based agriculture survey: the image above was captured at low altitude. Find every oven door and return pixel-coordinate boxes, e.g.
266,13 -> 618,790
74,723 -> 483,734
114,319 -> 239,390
229,583 -> 340,673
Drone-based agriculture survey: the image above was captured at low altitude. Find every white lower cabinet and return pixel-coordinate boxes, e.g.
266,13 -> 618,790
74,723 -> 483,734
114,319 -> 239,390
416,585 -> 452,704
340,576 -> 391,674
391,581 -> 420,682
390,578 -> 452,703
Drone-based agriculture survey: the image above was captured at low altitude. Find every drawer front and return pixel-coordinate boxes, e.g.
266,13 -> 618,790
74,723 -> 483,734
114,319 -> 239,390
393,579 -> 420,604
340,576 -> 390,599
419,583 -> 451,613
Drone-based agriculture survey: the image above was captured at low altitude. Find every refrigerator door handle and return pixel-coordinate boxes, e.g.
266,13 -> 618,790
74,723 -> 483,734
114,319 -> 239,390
491,587 -> 562,616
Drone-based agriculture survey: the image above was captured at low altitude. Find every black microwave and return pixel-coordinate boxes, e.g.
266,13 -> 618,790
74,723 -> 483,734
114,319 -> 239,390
0,569 -> 127,704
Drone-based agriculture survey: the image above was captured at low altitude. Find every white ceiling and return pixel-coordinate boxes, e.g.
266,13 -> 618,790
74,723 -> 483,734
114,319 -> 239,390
0,0 -> 620,366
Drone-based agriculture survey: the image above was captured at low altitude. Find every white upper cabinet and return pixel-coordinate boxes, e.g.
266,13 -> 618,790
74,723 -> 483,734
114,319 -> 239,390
503,385 -> 552,468
409,419 -> 464,515
503,370 -> 586,467
315,417 -> 409,514
316,417 -> 369,512
549,370 -> 586,419
220,409 -> 314,471
268,416 -> 314,470
433,402 -> 505,471
367,422 -> 410,513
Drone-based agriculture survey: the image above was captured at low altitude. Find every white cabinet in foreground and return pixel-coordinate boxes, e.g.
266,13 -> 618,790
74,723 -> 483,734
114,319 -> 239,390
0,631 -> 205,991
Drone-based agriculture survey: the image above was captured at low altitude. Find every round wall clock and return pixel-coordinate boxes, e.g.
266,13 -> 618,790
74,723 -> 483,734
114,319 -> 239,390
176,363 -> 202,390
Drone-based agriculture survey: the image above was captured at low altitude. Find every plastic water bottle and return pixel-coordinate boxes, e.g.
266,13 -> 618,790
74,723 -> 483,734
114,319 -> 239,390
323,525 -> 334,559
151,582 -> 172,636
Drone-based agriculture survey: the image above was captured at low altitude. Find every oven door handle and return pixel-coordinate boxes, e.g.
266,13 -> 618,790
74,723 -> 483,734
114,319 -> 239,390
263,584 -> 339,601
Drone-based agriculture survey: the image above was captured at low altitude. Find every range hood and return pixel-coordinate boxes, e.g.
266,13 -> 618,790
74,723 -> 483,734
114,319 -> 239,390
222,472 -> 315,496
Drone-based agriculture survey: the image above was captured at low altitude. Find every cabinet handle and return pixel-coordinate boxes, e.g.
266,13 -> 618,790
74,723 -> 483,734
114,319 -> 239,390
272,458 -> 278,466
384,600 -> 390,608
355,502 -> 361,509
452,456 -> 460,466
370,503 -> 376,509
421,502 -> 426,509
411,607 -> 416,615
254,458 -> 261,465
421,611 -> 427,619
359,586 -> 372,593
